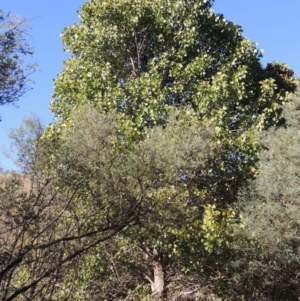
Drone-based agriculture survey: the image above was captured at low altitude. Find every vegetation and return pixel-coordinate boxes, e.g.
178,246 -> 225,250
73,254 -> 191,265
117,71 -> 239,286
0,115 -> 141,301
0,0 -> 299,300
0,10 -> 35,120
227,89 -> 300,300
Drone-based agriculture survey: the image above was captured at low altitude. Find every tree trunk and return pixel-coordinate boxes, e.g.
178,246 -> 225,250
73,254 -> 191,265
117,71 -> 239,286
152,259 -> 164,296
145,248 -> 165,298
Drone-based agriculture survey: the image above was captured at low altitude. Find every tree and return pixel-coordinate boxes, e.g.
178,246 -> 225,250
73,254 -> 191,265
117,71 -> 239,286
44,105 -> 233,300
44,0 -> 297,299
0,115 -> 142,301
49,0 -> 296,208
217,88 -> 300,300
52,0 -> 296,134
0,10 -> 35,120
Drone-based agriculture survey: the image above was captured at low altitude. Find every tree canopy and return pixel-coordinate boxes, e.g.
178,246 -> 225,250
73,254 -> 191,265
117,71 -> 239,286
0,10 -> 35,119
48,0 -> 296,208
51,0 -> 296,137
226,89 -> 300,299
1,0 -> 299,300
45,0 -> 297,299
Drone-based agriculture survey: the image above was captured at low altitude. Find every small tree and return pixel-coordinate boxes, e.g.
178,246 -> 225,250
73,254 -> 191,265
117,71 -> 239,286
43,105 -> 238,300
0,10 -> 35,120
0,115 -> 142,301
223,88 -> 300,300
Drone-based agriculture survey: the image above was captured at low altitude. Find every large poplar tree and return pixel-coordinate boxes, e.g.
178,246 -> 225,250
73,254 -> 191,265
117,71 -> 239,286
52,0 -> 295,133
45,0 -> 297,299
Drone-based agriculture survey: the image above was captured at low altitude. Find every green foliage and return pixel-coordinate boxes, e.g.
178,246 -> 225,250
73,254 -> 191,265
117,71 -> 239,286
5,0 -> 295,299
220,89 -> 300,300
0,10 -> 35,118
201,204 -> 235,254
48,0 -> 296,214
7,115 -> 44,173
51,0 -> 296,141
44,105 -> 244,300
0,113 -> 143,301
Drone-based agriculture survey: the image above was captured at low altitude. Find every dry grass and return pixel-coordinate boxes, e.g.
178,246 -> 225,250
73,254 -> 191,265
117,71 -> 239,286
0,173 -> 31,192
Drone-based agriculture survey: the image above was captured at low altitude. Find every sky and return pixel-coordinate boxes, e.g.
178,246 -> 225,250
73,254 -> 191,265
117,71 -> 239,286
0,0 -> 299,171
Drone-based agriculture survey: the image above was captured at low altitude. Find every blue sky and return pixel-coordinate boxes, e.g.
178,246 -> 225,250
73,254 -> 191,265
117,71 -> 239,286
0,0 -> 299,170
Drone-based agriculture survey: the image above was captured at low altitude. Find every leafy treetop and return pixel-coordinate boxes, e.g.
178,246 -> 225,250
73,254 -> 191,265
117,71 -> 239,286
51,0 -> 296,143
